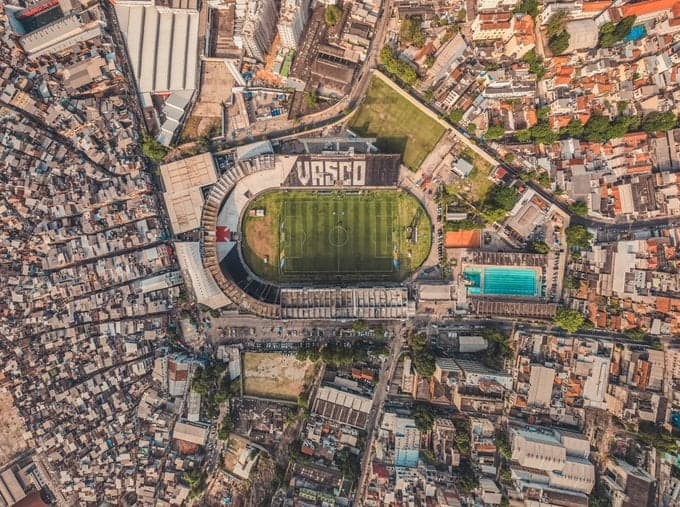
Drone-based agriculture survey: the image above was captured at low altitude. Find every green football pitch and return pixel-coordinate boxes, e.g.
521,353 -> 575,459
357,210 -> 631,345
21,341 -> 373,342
242,190 -> 432,283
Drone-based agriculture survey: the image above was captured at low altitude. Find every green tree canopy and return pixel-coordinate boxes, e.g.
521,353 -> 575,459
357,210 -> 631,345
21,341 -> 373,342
513,0 -> 538,18
548,30 -> 571,55
530,241 -> 550,254
485,125 -> 505,140
414,404 -> 435,432
141,134 -> 167,163
379,46 -> 418,86
569,200 -> 588,217
563,119 -> 584,138
400,17 -> 426,47
324,4 -> 342,26
547,12 -> 568,37
598,16 -> 636,48
554,308 -> 587,334
565,225 -> 593,248
642,111 -> 677,133
449,108 -> 464,123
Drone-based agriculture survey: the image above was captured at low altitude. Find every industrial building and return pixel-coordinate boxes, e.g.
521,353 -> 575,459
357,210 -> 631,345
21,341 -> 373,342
381,413 -> 421,468
510,425 -> 595,497
114,0 -> 200,145
19,11 -> 103,57
312,385 -> 373,429
527,364 -> 556,408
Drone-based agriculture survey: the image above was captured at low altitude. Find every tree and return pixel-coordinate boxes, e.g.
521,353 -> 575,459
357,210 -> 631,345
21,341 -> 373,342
583,114 -> 612,142
457,9 -> 467,22
141,134 -> 167,163
515,129 -> 532,143
304,91 -> 319,108
522,49 -> 546,80
425,54 -> 436,69
449,108 -> 464,124
564,119 -> 584,138
529,123 -> 558,144
565,225 -> 593,248
324,4 -> 342,26
379,46 -> 418,86
336,448 -> 361,482
547,12 -> 568,37
642,111 -> 677,133
485,125 -> 505,140
598,16 -> 636,48
218,415 -> 234,440
504,152 -> 515,164
548,30 -> 570,55
569,200 -> 588,217
467,123 -> 477,134
530,241 -> 550,254
414,404 -> 435,432
554,308 -> 587,333
513,0 -> 538,18
400,17 -> 426,47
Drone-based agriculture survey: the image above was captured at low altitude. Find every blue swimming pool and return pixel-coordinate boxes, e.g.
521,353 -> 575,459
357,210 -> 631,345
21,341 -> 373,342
625,25 -> 646,42
464,267 -> 538,297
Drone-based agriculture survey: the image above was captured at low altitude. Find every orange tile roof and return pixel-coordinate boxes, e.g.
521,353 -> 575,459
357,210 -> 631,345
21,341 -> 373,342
622,0 -> 678,17
444,230 -> 482,248
583,0 -> 612,11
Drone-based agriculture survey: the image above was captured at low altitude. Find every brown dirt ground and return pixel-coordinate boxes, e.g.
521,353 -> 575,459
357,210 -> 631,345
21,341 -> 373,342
244,214 -> 275,262
0,390 -> 27,463
243,353 -> 313,401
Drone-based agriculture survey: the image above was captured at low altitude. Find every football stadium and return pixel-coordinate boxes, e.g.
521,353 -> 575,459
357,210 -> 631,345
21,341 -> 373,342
198,139 -> 433,319
241,190 -> 430,283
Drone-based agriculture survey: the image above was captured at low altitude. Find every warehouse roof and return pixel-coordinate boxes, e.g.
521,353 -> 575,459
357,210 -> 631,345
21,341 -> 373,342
114,3 -> 199,93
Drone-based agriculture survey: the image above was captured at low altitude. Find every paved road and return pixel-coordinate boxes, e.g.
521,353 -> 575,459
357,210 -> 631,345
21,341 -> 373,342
355,329 -> 405,503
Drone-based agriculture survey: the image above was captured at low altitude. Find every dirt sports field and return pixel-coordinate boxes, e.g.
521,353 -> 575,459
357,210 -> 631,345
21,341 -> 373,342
242,353 -> 314,401
241,190 -> 432,283
0,390 -> 27,463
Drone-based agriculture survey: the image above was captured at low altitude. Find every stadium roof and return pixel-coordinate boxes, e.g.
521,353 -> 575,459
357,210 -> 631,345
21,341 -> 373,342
174,242 -> 231,309
161,153 -> 217,193
114,3 -> 199,93
160,153 -> 218,233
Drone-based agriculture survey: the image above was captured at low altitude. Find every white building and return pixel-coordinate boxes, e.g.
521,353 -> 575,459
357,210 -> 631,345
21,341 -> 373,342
510,426 -> 595,495
527,365 -> 555,408
277,0 -> 310,49
236,0 -> 278,60
382,413 -> 421,468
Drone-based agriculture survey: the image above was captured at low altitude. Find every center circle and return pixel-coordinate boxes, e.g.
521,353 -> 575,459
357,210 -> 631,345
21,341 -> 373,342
329,225 -> 349,247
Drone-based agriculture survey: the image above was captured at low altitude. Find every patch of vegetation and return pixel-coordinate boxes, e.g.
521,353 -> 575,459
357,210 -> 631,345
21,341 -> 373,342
495,429 -> 511,459
546,12 -> 570,55
642,110 -> 678,133
400,17 -> 426,47
548,30 -> 570,55
350,76 -> 445,169
565,225 -> 593,249
409,332 -> 436,378
480,328 -> 513,370
449,108 -> 464,123
530,241 -> 550,254
569,200 -> 588,217
481,185 -> 518,223
583,114 -> 639,143
304,91 -> 319,107
191,363 -> 232,419
324,4 -> 342,26
336,448 -> 361,482
485,125 -> 505,140
598,16 -> 636,48
414,403 -> 435,432
522,49 -> 546,80
379,46 -> 418,86
554,308 -> 587,334
141,134 -> 167,163
513,0 -> 539,19
634,421 -> 679,454
218,414 -> 234,440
